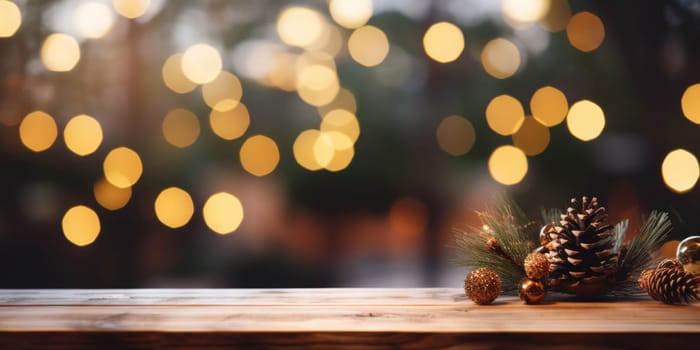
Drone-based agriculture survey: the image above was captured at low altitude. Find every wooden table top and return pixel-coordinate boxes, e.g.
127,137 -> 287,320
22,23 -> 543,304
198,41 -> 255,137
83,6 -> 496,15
0,288 -> 698,349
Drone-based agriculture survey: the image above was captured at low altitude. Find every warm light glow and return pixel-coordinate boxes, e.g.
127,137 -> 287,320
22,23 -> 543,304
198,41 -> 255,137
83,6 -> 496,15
480,38 -> 520,79
313,132 -> 336,167
112,0 -> 150,19
329,0 -> 372,29
323,131 -> 354,151
436,115 -> 475,156
162,108 -> 200,148
296,64 -> 340,106
389,197 -> 428,239
662,149 -> 699,193
321,109 -> 360,143
154,187 -> 194,229
566,11 -> 605,52
162,53 -> 197,94
681,83 -> 700,124
19,111 -> 58,152
209,103 -> 250,141
318,88 -> 357,116
239,135 -> 280,177
530,86 -> 568,126
203,192 -> 244,234
94,178 -> 131,211
75,2 -> 114,39
348,25 -> 390,67
512,117 -> 550,156
488,145 -> 528,185
567,100 -> 605,141
325,145 -> 354,172
64,114 -> 103,156
276,6 -> 325,48
181,43 -> 222,84
294,129 -> 324,171
660,240 -> 680,259
201,71 -> 243,111
422,22 -> 464,63
308,23 -> 344,57
62,205 -> 100,247
103,147 -> 143,189
41,33 -> 81,72
0,0 -> 22,38
502,0 -> 550,23
539,0 -> 571,32
485,95 -> 525,136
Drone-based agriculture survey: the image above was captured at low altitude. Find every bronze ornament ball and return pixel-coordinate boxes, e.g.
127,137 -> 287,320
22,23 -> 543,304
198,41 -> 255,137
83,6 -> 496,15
519,278 -> 545,304
676,236 -> 700,275
524,252 -> 550,280
464,267 -> 502,305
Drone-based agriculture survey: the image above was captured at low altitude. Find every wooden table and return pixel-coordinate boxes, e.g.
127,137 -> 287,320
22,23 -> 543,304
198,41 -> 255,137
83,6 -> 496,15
0,288 -> 698,349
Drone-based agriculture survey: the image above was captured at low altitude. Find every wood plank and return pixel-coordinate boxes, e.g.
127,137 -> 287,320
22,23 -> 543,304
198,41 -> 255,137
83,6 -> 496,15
0,289 -> 698,334
0,288 -> 464,306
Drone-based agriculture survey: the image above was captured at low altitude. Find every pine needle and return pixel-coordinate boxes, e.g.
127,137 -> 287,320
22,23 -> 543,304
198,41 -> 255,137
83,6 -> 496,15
452,197 -> 539,291
617,211 -> 672,283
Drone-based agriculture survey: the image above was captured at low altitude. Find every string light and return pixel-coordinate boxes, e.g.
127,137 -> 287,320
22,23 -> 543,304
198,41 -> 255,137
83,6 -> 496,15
154,187 -> 194,229
19,111 -> 58,152
662,149 -> 699,193
0,0 -> 22,37
423,22 -> 464,63
41,33 -> 81,72
203,192 -> 244,234
486,95 -> 525,136
530,86 -> 568,127
181,44 -> 222,85
103,147 -> 143,189
239,135 -> 280,177
62,205 -> 100,247
63,114 -> 103,156
488,145 -> 528,185
567,100 -> 605,141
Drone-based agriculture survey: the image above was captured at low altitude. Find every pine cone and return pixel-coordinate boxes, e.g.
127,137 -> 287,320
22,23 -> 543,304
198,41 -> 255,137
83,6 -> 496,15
638,268 -> 699,304
539,196 -> 618,295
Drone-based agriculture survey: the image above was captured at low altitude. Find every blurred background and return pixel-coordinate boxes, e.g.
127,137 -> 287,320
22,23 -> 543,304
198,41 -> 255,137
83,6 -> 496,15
0,0 -> 699,288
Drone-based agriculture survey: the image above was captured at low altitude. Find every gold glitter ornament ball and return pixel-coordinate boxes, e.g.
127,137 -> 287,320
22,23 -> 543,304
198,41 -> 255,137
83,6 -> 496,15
677,236 -> 700,275
519,278 -> 545,304
524,252 -> 550,280
464,267 -> 501,305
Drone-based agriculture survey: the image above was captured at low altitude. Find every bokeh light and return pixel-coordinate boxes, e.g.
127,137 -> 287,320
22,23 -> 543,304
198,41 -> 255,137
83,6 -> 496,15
512,117 -> 550,156
485,94 -> 525,136
313,133 -> 336,168
318,88 -> 357,116
62,205 -> 100,247
94,178 -> 131,211
488,145 -> 528,185
209,102 -> 250,141
325,145 -> 354,172
502,0 -> 550,24
661,149 -> 699,193
276,6 -> 325,48
296,64 -> 340,106
63,114 -> 103,156
567,100 -> 605,141
660,240 -> 680,259
436,115 -> 476,156
0,0 -> 22,38
203,192 -> 244,234
74,2 -> 114,39
161,53 -> 197,94
567,11 -> 605,52
154,187 -> 194,229
348,25 -> 390,67
530,86 -> 568,127
239,135 -> 280,177
294,129 -> 324,171
181,44 -> 222,85
201,71 -> 243,112
321,109 -> 360,143
103,147 -> 143,189
329,0 -> 372,29
539,0 -> 571,32
112,0 -> 150,19
19,111 -> 58,152
389,197 -> 428,238
162,108 -> 201,148
681,83 -> 700,124
480,38 -> 520,79
422,22 -> 464,64
41,33 -> 81,72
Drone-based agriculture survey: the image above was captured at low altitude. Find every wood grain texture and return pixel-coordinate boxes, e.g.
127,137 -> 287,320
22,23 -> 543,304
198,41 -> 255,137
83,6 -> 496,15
0,289 -> 698,349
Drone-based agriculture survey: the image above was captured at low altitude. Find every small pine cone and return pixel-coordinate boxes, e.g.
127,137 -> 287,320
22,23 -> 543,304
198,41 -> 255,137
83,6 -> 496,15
657,258 -> 683,270
639,268 -> 700,305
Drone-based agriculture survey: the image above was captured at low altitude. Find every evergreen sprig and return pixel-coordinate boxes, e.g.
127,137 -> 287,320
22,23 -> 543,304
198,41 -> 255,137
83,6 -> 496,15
617,211 -> 672,281
452,197 -> 538,290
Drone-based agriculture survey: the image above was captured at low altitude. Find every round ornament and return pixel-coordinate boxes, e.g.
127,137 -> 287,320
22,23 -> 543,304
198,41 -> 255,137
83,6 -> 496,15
676,236 -> 700,275
519,278 -> 545,304
464,267 -> 501,305
524,252 -> 550,280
